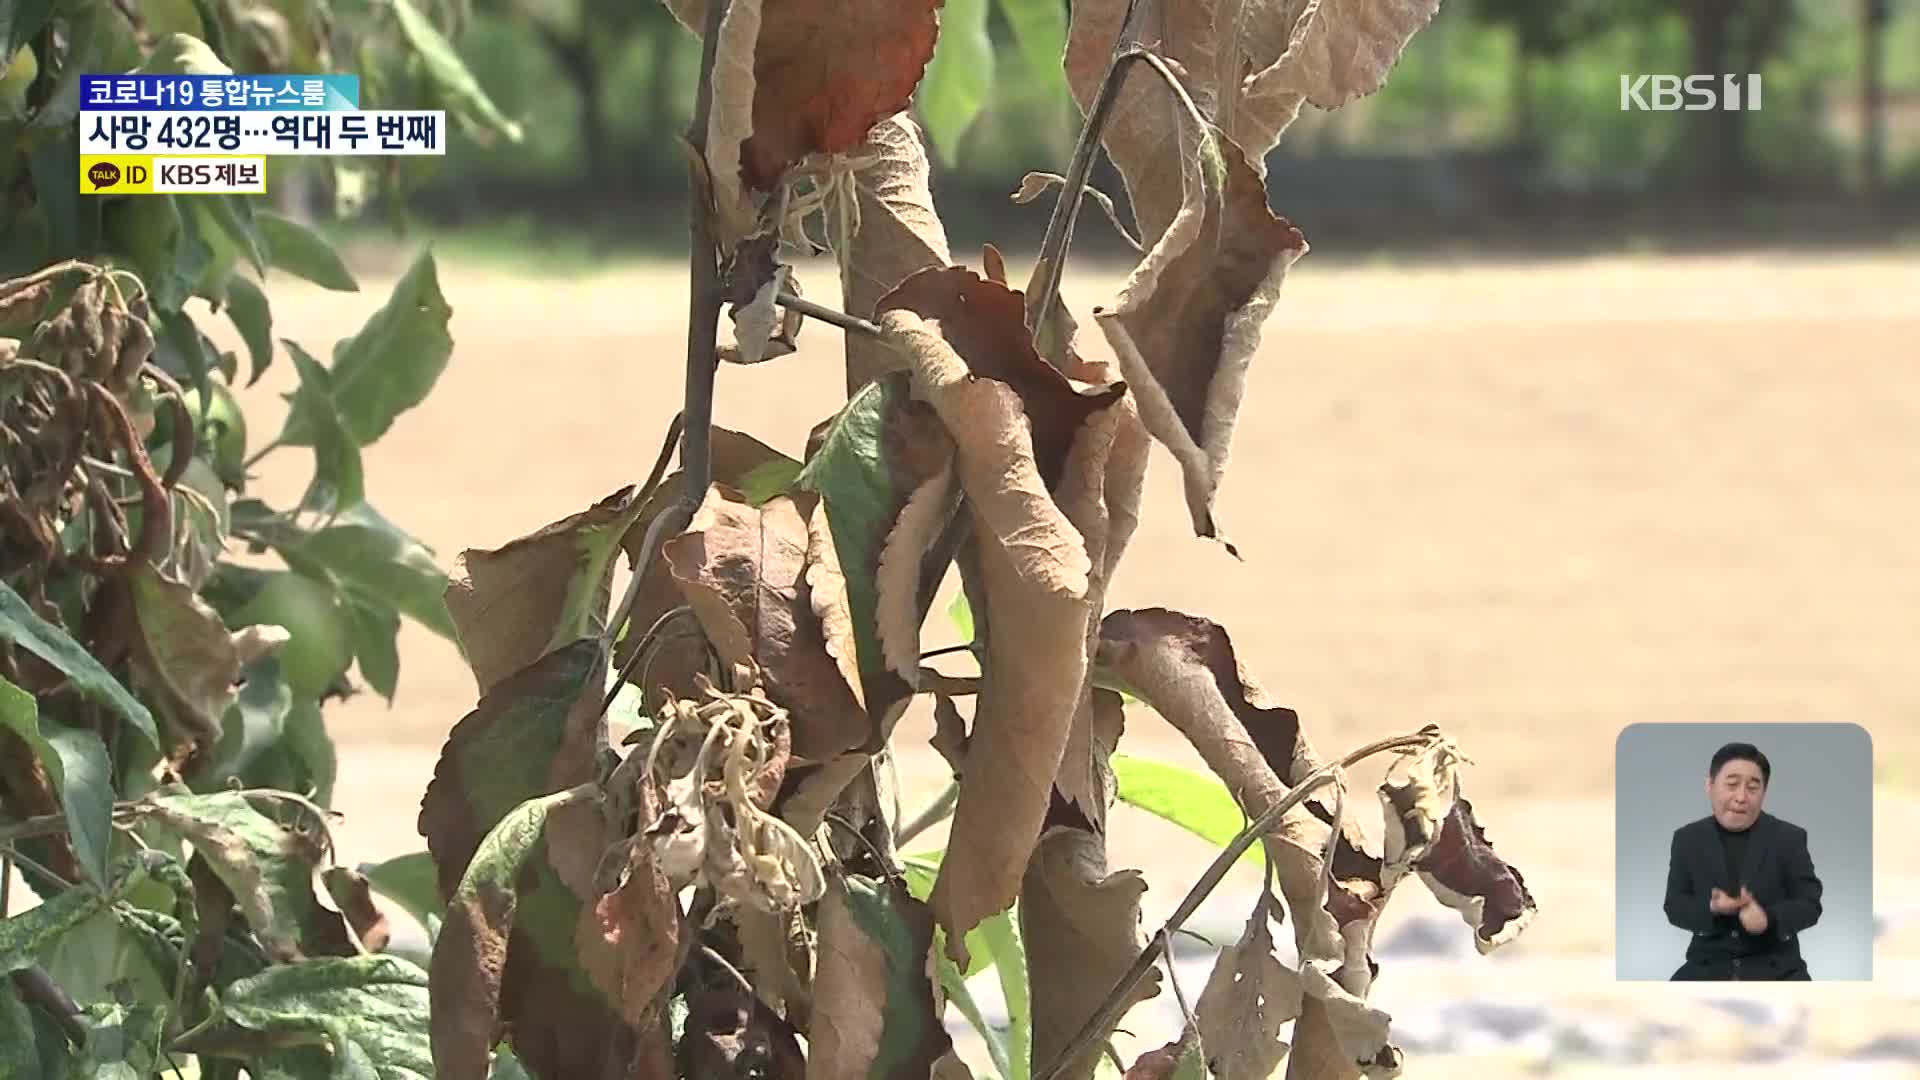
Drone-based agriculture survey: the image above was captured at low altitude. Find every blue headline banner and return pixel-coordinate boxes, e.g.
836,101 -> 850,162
81,75 -> 359,111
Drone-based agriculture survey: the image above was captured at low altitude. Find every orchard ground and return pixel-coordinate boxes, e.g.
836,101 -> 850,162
210,245 -> 1920,1074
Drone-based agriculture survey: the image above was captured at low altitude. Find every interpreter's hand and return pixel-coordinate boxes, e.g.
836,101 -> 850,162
1709,888 -> 1745,915
1738,889 -> 1769,934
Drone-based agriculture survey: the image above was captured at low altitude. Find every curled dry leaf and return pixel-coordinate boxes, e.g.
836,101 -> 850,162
662,484 -> 867,762
723,232 -> 804,366
578,818 -> 685,1026
1064,0 -> 1439,244
831,113 -> 952,394
1021,825 -> 1159,1080
1094,136 -> 1307,550
1381,746 -> 1537,953
130,566 -> 242,750
1095,607 -> 1344,965
876,266 -> 1124,952
1194,893 -> 1301,1079
1292,964 -> 1404,1079
444,485 -> 651,696
806,872 -> 951,1079
320,867 -> 391,955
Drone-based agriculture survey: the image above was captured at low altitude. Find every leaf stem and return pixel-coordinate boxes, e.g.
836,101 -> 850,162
598,410 -> 688,655
1033,730 -> 1438,1080
1025,0 -> 1153,360
8,966 -> 86,1046
240,437 -> 283,472
775,292 -> 882,338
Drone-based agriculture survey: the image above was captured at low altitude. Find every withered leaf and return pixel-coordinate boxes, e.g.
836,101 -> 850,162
130,566 -> 241,750
444,485 -> 651,696
1095,607 -> 1343,964
1194,894 -> 1301,1079
662,484 -> 867,761
1292,966 -> 1404,1079
679,986 -> 806,1078
1410,795 -> 1537,954
877,271 -> 1121,951
1094,135 -> 1308,549
679,0 -> 940,201
1021,826 -> 1159,1080
807,872 -> 951,1079
578,815 -> 683,1026
320,867 -> 391,954
1242,0 -> 1446,143
137,788 -> 352,963
833,113 -> 953,394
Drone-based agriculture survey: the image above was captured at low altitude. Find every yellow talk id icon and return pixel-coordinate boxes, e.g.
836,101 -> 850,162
80,156 -> 154,194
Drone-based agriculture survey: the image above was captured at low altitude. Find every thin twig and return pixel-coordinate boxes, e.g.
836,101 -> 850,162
599,0 -> 733,736
1158,928 -> 1202,1057
895,780 -> 959,849
1025,0 -> 1153,362
918,643 -> 975,663
776,292 -> 882,338
823,812 -> 893,874
599,410 -> 688,655
1034,730 -> 1439,1080
698,945 -> 756,998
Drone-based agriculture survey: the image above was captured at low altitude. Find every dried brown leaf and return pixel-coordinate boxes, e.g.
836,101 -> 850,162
579,829 -> 685,1025
1195,894 -> 1302,1079
1408,796 -> 1537,954
1293,964 -> 1403,1078
833,113 -> 953,393
876,267 -> 1124,949
1021,826 -> 1160,1080
1242,0 -> 1445,139
1094,137 -> 1308,548
320,866 -> 391,954
662,485 -> 867,761
1096,607 -> 1343,964
130,566 -> 241,749
445,485 -> 649,695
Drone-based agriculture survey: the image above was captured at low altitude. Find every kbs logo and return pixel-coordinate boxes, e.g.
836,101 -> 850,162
1620,74 -> 1763,111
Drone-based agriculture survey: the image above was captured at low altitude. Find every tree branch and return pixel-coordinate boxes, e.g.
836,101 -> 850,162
776,292 -> 882,338
1025,0 -> 1154,363
1034,730 -> 1440,1080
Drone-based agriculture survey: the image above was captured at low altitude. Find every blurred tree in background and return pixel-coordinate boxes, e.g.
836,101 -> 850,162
321,0 -> 1920,247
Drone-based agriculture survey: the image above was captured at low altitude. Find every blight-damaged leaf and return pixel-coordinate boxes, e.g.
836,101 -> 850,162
0,678 -> 113,888
875,267 -> 1121,951
444,485 -> 651,695
793,372 -> 956,744
1093,136 -> 1307,550
680,986 -> 805,1078
1096,607 -> 1344,964
1240,0 -> 1445,143
1380,742 -> 1536,954
1194,894 -> 1300,1079
807,873 -> 951,1079
430,787 -> 588,1078
136,787 -> 353,962
0,579 -> 157,747
665,485 -> 866,761
130,564 -> 240,737
1021,826 -> 1158,1080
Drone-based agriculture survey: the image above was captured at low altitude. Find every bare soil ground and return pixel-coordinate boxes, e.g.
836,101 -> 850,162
221,248 -> 1920,1075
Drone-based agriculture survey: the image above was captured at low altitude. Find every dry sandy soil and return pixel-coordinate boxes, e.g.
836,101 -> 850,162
210,246 -> 1920,1076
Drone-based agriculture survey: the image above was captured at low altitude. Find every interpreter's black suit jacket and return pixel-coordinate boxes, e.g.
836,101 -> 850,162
1663,811 -> 1823,980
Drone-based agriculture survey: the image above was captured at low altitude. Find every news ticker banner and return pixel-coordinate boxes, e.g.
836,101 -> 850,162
77,74 -> 445,196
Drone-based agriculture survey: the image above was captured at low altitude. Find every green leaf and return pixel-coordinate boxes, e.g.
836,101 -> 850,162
0,885 -> 108,974
155,307 -> 213,406
136,788 -> 342,962
202,656 -> 295,784
256,210 -> 359,292
791,372 -> 944,721
221,955 -> 433,1080
359,852 -> 442,942
389,0 -> 522,142
917,0 -> 992,163
284,341 -> 366,515
0,979 -> 63,1080
0,580 -> 157,748
240,500 -> 455,642
224,273 -> 275,385
996,0 -> 1071,102
0,679 -> 113,888
0,0 -> 55,60
946,591 -> 973,643
277,251 -> 451,449
40,908 -> 173,1011
71,1000 -> 171,1078
1112,753 -> 1262,868
345,598 -> 401,701
252,699 -> 337,808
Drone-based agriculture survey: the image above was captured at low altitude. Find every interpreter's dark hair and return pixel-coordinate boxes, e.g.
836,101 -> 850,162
1709,742 -> 1770,785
